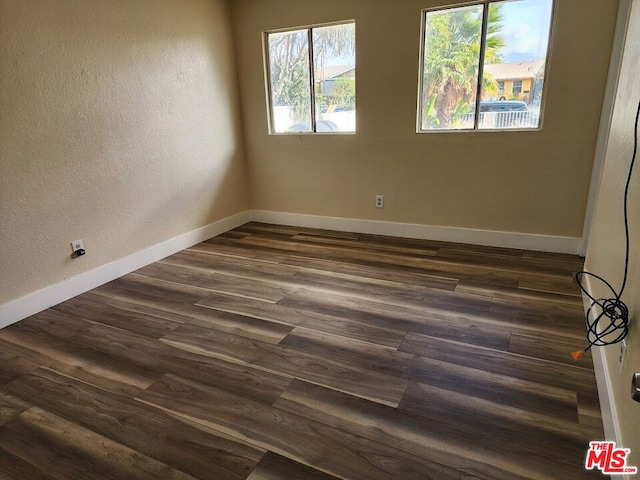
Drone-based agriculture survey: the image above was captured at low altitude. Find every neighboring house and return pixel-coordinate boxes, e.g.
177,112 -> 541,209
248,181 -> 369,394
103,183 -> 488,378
483,60 -> 545,104
314,64 -> 355,98
274,64 -> 357,132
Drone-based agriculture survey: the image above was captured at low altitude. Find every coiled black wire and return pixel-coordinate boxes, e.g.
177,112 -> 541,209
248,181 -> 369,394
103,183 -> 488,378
575,99 -> 640,353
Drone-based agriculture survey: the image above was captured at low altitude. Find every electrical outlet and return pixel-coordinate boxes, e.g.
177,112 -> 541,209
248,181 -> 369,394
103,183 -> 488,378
71,239 -> 84,253
618,339 -> 627,373
70,239 -> 86,257
375,195 -> 384,209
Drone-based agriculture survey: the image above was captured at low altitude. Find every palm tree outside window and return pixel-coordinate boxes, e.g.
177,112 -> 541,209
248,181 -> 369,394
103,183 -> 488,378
418,0 -> 554,131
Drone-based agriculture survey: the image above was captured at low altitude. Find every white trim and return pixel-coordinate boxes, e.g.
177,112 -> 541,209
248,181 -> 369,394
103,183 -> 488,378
591,347 -> 621,442
591,347 -> 632,479
582,273 -> 627,478
251,210 -> 581,254
580,0 -> 633,256
585,270 -> 620,441
0,208 -> 582,328
0,211 -> 251,329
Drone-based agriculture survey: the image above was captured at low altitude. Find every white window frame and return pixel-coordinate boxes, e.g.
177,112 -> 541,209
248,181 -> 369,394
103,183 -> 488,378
263,20 -> 356,135
416,0 -> 555,133
512,79 -> 523,94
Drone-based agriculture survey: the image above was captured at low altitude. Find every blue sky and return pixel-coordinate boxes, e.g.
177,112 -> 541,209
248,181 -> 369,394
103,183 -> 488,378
499,0 -> 554,62
324,0 -> 554,66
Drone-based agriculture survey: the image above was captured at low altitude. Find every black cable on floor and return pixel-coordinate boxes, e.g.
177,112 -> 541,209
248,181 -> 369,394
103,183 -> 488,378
572,99 -> 639,361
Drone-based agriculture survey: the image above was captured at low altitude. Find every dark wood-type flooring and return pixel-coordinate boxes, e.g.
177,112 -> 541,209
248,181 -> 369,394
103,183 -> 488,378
0,223 -> 604,479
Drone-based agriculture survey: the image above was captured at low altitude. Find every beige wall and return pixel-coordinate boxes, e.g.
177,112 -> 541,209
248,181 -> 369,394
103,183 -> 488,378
0,0 -> 250,305
232,0 -> 618,237
586,0 -> 640,465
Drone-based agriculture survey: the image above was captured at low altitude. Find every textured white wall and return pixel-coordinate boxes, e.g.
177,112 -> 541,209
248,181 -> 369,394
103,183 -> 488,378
0,0 -> 250,305
585,0 -> 640,466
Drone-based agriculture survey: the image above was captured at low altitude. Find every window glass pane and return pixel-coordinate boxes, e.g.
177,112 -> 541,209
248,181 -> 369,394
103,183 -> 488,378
267,30 -> 312,133
420,4 -> 484,131
480,0 -> 553,129
313,23 -> 356,133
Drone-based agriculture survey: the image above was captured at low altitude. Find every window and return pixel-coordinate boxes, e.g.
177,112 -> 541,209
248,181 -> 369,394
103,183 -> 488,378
512,79 -> 523,94
418,0 -> 554,131
265,22 -> 355,134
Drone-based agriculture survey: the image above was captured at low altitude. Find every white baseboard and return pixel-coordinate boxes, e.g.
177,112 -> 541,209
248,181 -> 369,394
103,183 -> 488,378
582,275 -> 622,445
591,346 -> 621,439
251,210 -> 581,254
0,209 -> 582,328
589,329 -> 632,480
580,275 -> 632,477
0,211 -> 251,329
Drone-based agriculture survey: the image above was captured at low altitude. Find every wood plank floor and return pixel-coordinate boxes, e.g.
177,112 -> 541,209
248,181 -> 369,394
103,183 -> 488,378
0,222 -> 604,479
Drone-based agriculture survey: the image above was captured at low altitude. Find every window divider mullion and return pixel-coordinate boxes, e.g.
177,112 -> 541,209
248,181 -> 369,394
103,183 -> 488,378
264,33 -> 277,135
418,11 -> 428,132
474,2 -> 490,130
308,28 -> 317,133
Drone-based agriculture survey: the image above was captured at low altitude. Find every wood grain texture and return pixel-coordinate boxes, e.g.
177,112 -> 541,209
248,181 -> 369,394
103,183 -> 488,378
197,292 -> 407,348
52,293 -> 183,338
400,333 -> 596,395
161,324 -> 408,407
137,373 -> 475,480
0,347 -> 39,388
0,393 -> 30,428
0,407 -> 200,480
3,368 -> 263,480
0,447 -> 58,480
274,379 -> 540,480
0,222 -> 602,479
246,452 -> 341,480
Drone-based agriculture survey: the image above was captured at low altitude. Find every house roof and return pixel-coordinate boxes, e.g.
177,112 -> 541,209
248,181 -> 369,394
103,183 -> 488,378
315,65 -> 355,81
484,60 -> 545,81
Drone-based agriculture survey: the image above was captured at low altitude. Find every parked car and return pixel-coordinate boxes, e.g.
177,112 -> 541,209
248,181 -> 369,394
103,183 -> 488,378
287,120 -> 340,132
479,100 -> 529,113
479,101 -> 531,128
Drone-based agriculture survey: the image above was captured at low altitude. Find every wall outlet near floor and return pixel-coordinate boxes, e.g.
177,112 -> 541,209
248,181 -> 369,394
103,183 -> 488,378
618,339 -> 627,373
375,194 -> 384,208
70,239 -> 85,256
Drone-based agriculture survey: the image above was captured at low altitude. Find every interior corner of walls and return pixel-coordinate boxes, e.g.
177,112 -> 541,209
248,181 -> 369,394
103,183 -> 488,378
250,210 -> 581,254
0,210 -> 252,329
578,237 -> 589,258
580,0 -> 633,261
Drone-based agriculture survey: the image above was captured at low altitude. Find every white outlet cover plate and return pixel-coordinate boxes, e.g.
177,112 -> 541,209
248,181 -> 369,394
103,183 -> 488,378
71,239 -> 84,252
618,339 -> 627,373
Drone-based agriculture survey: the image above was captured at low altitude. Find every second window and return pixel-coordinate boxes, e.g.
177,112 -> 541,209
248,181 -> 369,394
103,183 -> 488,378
418,0 -> 554,131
